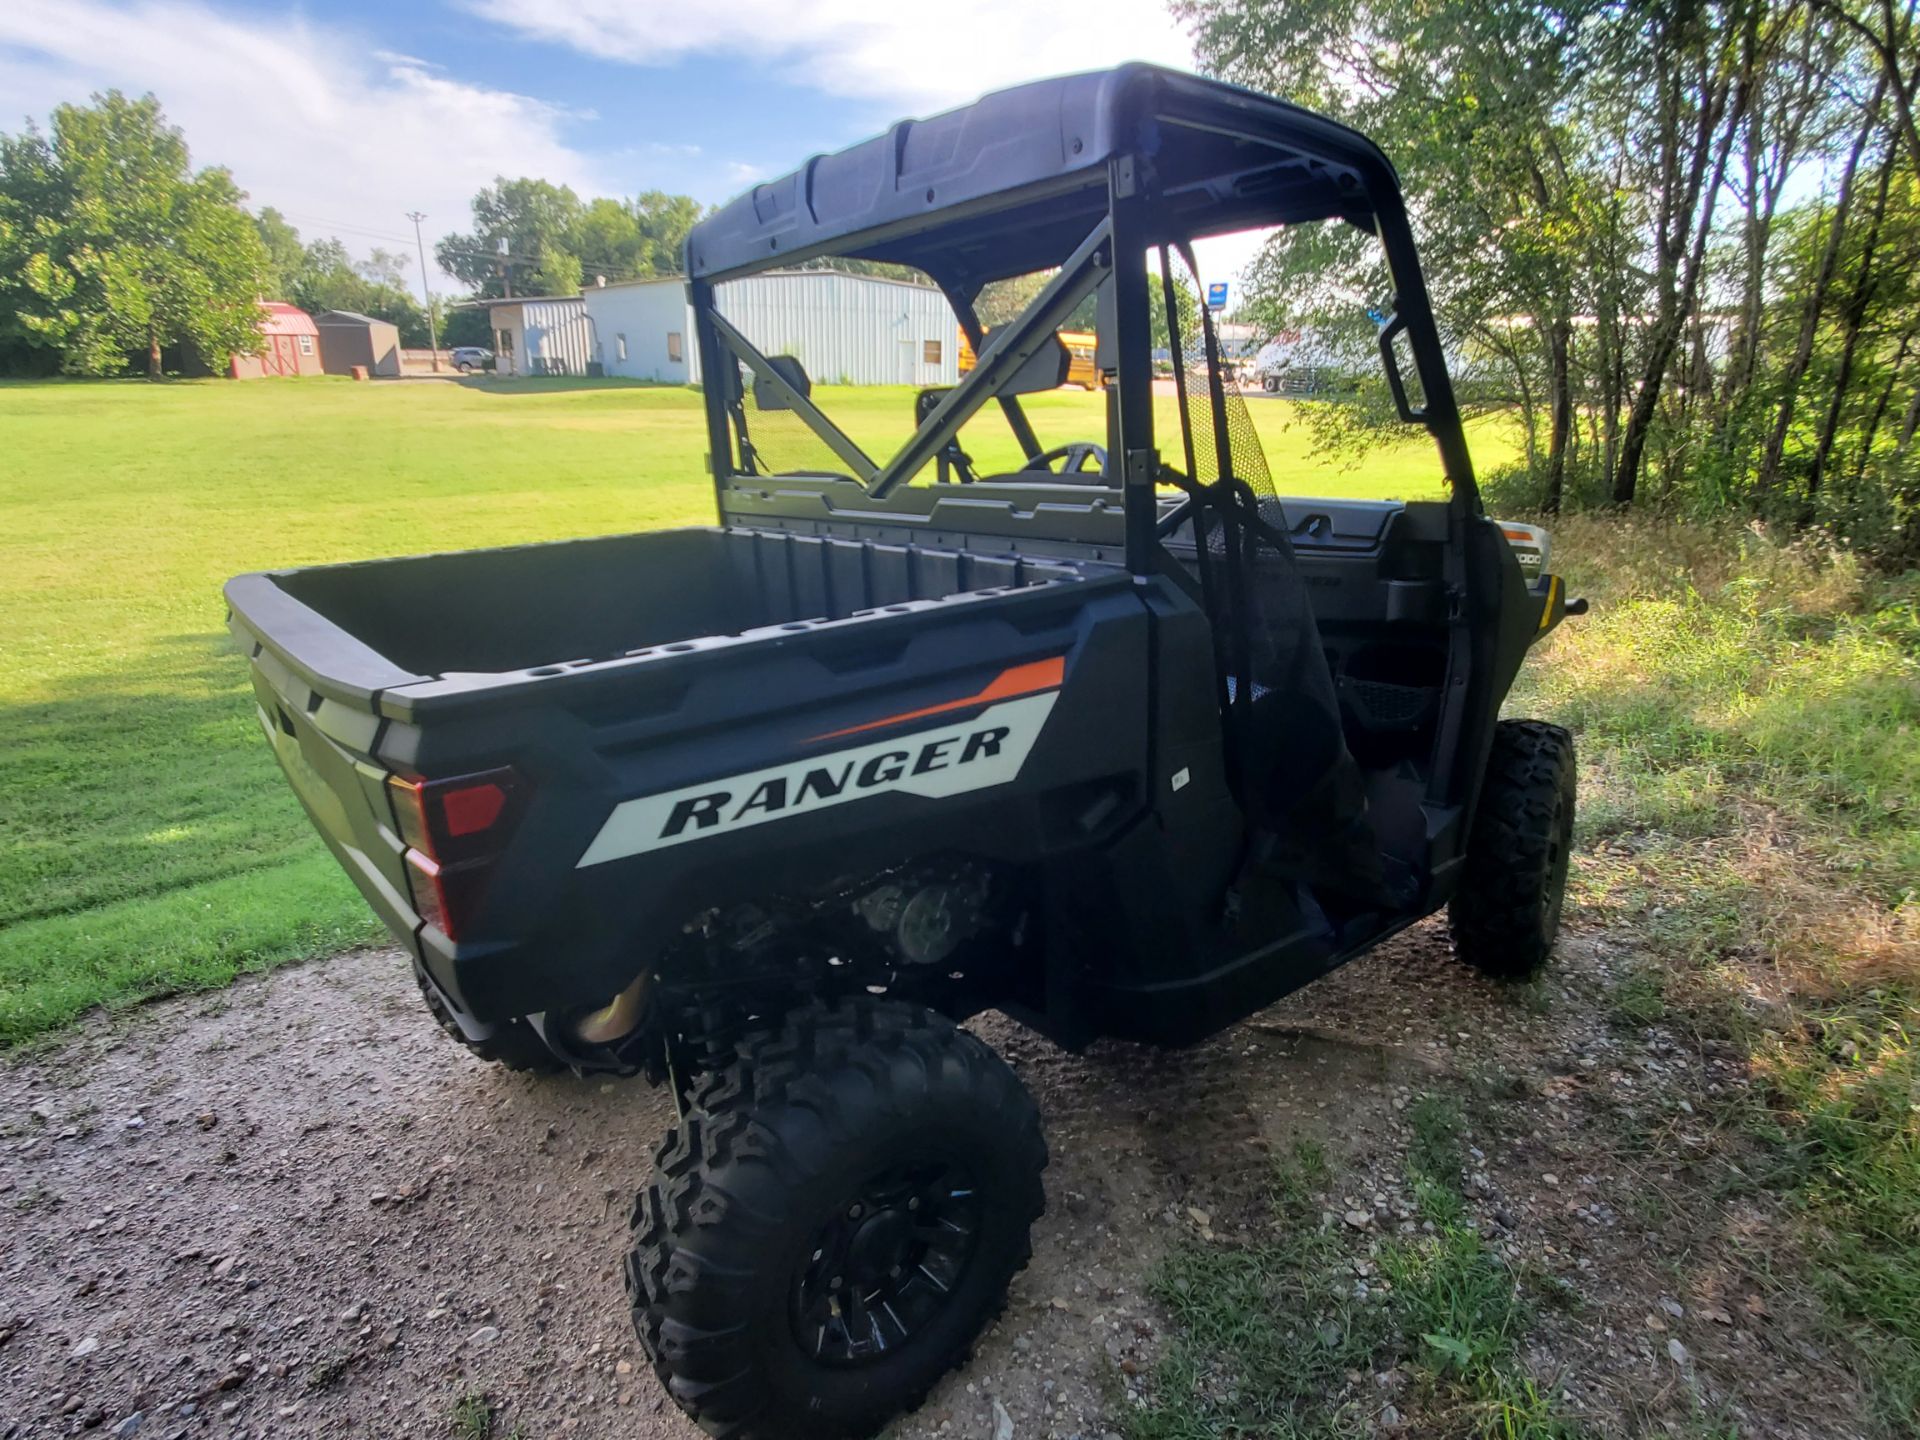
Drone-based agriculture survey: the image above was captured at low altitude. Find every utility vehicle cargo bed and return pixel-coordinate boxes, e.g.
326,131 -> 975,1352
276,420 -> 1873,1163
224,525 -> 1138,1024
228,527 -> 1095,712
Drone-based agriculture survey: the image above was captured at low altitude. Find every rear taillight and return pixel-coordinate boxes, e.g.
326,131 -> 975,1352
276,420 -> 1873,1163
387,768 -> 524,940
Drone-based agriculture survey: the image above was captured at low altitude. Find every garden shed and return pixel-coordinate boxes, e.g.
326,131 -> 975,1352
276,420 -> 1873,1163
314,310 -> 401,377
229,302 -> 323,379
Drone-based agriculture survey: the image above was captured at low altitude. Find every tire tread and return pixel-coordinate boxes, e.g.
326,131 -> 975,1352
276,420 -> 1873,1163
1450,719 -> 1577,979
625,997 -> 1046,1439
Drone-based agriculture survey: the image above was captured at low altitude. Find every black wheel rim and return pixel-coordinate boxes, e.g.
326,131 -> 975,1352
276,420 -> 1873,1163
791,1161 -> 981,1366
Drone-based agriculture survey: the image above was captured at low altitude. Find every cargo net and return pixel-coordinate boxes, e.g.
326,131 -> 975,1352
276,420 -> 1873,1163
1158,246 -> 1396,909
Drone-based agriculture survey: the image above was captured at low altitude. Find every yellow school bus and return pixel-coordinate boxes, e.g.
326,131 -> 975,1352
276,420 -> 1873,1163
958,329 -> 1103,390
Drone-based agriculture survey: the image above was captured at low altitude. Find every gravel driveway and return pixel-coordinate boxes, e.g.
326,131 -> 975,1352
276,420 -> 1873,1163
0,926 -> 1869,1438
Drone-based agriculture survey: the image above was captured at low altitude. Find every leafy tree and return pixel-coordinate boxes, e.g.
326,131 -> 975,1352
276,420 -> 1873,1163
253,207 -> 306,299
247,216 -> 434,346
439,305 -> 494,350
629,190 -> 705,274
357,247 -> 411,290
976,271 -> 1048,328
0,91 -> 266,377
1176,0 -> 1920,559
975,269 -> 1100,332
287,235 -> 430,343
579,190 -> 704,279
0,123 -> 69,375
571,195 -> 649,284
437,176 -> 585,298
437,179 -> 706,298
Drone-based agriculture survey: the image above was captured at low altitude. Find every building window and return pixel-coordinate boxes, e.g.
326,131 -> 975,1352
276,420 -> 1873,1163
496,329 -> 513,354
666,331 -> 684,363
617,333 -> 628,362
297,334 -> 314,355
923,339 -> 943,365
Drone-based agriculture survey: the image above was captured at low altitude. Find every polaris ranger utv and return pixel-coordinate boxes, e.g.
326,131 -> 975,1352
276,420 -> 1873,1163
225,64 -> 1580,1440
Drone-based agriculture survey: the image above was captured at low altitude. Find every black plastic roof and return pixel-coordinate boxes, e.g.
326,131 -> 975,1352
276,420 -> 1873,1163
686,64 -> 1399,290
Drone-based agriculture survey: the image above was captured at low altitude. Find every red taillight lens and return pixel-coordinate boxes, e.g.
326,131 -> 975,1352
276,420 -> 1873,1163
387,768 -> 521,863
388,767 -> 524,940
441,780 -> 508,837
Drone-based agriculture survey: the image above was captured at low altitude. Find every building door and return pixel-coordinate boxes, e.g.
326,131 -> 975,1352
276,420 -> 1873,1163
898,340 -> 917,384
268,335 -> 298,376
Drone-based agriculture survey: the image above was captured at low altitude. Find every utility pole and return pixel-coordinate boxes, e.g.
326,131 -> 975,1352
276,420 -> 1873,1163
407,211 -> 441,372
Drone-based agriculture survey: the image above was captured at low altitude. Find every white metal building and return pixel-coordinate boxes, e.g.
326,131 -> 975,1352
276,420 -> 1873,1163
584,280 -> 693,383
583,272 -> 961,387
487,296 -> 597,377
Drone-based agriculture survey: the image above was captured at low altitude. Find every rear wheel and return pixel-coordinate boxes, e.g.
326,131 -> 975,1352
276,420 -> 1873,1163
1450,719 -> 1576,980
626,998 -> 1046,1439
413,965 -> 563,1072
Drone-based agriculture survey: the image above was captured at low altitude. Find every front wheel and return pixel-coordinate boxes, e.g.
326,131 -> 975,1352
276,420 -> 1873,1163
626,998 -> 1047,1439
1450,719 -> 1576,979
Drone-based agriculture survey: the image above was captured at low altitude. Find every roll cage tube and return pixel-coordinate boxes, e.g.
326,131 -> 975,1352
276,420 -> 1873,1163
686,65 -> 1480,568
939,282 -> 1046,466
1367,184 -> 1477,512
696,220 -> 1110,500
707,309 -> 880,483
868,219 -> 1111,499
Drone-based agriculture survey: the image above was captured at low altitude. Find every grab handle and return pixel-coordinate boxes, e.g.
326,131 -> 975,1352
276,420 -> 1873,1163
1377,313 -> 1427,424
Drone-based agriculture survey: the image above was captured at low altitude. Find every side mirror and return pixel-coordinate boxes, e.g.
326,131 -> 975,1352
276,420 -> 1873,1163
753,354 -> 812,410
976,327 -> 1072,395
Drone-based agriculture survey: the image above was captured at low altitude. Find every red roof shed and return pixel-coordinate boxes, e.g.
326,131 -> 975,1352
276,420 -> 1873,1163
230,302 -> 325,379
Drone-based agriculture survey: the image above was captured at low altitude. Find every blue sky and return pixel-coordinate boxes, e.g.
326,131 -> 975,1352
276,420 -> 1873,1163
0,0 -> 1200,288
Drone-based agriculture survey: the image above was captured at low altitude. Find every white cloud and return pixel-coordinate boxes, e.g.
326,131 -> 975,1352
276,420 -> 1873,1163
0,1 -> 1263,292
458,0 -> 1196,110
452,2 -> 1268,282
0,0 -> 606,287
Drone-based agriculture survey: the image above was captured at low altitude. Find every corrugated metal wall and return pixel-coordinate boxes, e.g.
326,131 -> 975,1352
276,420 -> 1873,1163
710,273 -> 959,387
519,298 -> 598,376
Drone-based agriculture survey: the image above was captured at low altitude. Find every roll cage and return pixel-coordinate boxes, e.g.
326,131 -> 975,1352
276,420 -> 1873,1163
684,63 -> 1480,572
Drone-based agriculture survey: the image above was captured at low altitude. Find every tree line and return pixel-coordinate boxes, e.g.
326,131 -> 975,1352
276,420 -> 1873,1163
0,92 -> 705,377
9,12 -> 1920,568
1182,0 -> 1920,563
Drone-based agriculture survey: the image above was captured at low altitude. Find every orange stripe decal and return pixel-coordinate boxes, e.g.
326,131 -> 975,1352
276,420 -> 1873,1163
807,657 -> 1066,742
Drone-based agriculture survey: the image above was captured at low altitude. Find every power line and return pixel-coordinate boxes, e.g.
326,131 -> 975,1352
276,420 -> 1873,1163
272,210 -> 420,245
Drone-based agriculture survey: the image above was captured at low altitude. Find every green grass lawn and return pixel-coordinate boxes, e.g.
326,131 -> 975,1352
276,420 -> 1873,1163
0,375 -> 1493,1044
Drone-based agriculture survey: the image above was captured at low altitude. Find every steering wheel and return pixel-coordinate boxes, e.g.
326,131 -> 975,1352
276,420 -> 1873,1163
1031,442 -> 1108,478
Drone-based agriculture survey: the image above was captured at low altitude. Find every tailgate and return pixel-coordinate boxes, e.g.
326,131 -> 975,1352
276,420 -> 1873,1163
226,574 -> 425,950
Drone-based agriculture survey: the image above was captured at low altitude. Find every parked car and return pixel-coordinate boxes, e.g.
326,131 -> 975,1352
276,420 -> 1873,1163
449,346 -> 494,373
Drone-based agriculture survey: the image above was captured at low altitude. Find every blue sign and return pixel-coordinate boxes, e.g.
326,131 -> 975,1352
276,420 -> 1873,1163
1206,281 -> 1229,310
